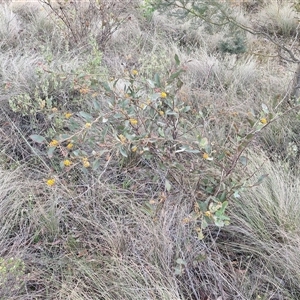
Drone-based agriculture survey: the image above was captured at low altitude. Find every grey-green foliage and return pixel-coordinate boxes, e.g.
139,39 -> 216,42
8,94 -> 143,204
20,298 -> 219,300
149,0 -> 247,51
150,0 -> 232,25
219,34 -> 247,54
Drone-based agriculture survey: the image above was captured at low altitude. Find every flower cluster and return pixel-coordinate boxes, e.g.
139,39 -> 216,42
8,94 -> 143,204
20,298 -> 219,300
82,157 -> 90,168
49,140 -> 59,147
46,178 -> 55,186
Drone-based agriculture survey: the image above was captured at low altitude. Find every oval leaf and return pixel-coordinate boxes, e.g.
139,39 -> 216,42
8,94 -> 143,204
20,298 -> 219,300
199,137 -> 208,148
165,179 -> 172,192
92,159 -> 101,171
174,54 -> 180,66
47,146 -> 56,158
119,146 -> 128,157
79,111 -> 93,122
30,134 -> 46,143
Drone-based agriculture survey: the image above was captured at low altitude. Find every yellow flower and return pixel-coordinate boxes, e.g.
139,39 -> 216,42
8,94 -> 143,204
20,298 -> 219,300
63,159 -> 72,167
203,153 -> 209,160
118,134 -> 127,144
159,110 -> 164,116
131,146 -> 138,152
85,122 -> 92,129
82,158 -> 90,168
129,118 -> 138,126
49,139 -> 59,147
65,112 -> 72,119
46,178 -> 55,186
66,143 -> 73,150
131,69 -> 138,76
79,87 -> 89,95
260,118 -> 267,125
149,199 -> 156,205
160,92 -> 167,98
39,100 -> 46,109
182,217 -> 191,224
204,211 -> 212,218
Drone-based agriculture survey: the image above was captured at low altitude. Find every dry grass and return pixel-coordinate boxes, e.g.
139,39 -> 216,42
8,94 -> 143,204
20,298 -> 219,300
256,0 -> 299,37
1,1 -> 300,299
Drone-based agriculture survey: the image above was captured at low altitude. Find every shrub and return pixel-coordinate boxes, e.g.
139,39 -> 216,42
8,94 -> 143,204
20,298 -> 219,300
28,54 -> 275,239
38,0 -> 138,49
219,34 -> 247,54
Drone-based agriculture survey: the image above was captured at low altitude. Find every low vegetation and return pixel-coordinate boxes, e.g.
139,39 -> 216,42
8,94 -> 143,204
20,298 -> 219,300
1,0 -> 300,299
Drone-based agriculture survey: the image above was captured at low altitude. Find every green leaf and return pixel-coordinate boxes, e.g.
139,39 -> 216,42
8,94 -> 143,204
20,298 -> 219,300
186,149 -> 200,153
141,202 -> 156,217
174,266 -> 183,275
177,78 -> 183,89
59,134 -> 72,141
101,127 -> 109,141
261,103 -> 269,114
30,134 -> 46,144
175,146 -> 200,154
92,159 -> 101,171
68,119 -> 80,131
218,191 -> 227,202
201,217 -> 208,229
176,258 -> 186,265
154,73 -> 161,87
268,112 -> 274,120
175,147 -> 186,153
197,230 -> 204,240
233,190 -> 240,198
47,146 -> 56,158
113,113 -> 124,119
147,79 -> 155,88
166,110 -> 178,116
218,152 -> 226,160
167,69 -> 184,83
119,146 -> 128,157
246,117 -> 255,127
219,201 -> 228,214
174,54 -> 180,66
79,111 -> 93,122
92,99 -> 100,111
181,106 -> 190,113
198,200 -> 208,212
245,133 -> 255,140
124,133 -> 135,141
214,219 -> 225,227
253,174 -> 269,186
158,127 -> 165,137
165,179 -> 172,192
101,81 -> 112,92
73,150 -> 80,156
239,155 -> 247,166
199,137 -> 208,148
150,93 -> 161,101
78,73 -> 86,79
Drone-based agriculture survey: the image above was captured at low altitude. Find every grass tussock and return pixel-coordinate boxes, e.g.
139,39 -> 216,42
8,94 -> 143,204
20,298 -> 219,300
1,1 -> 300,299
256,1 -> 299,37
